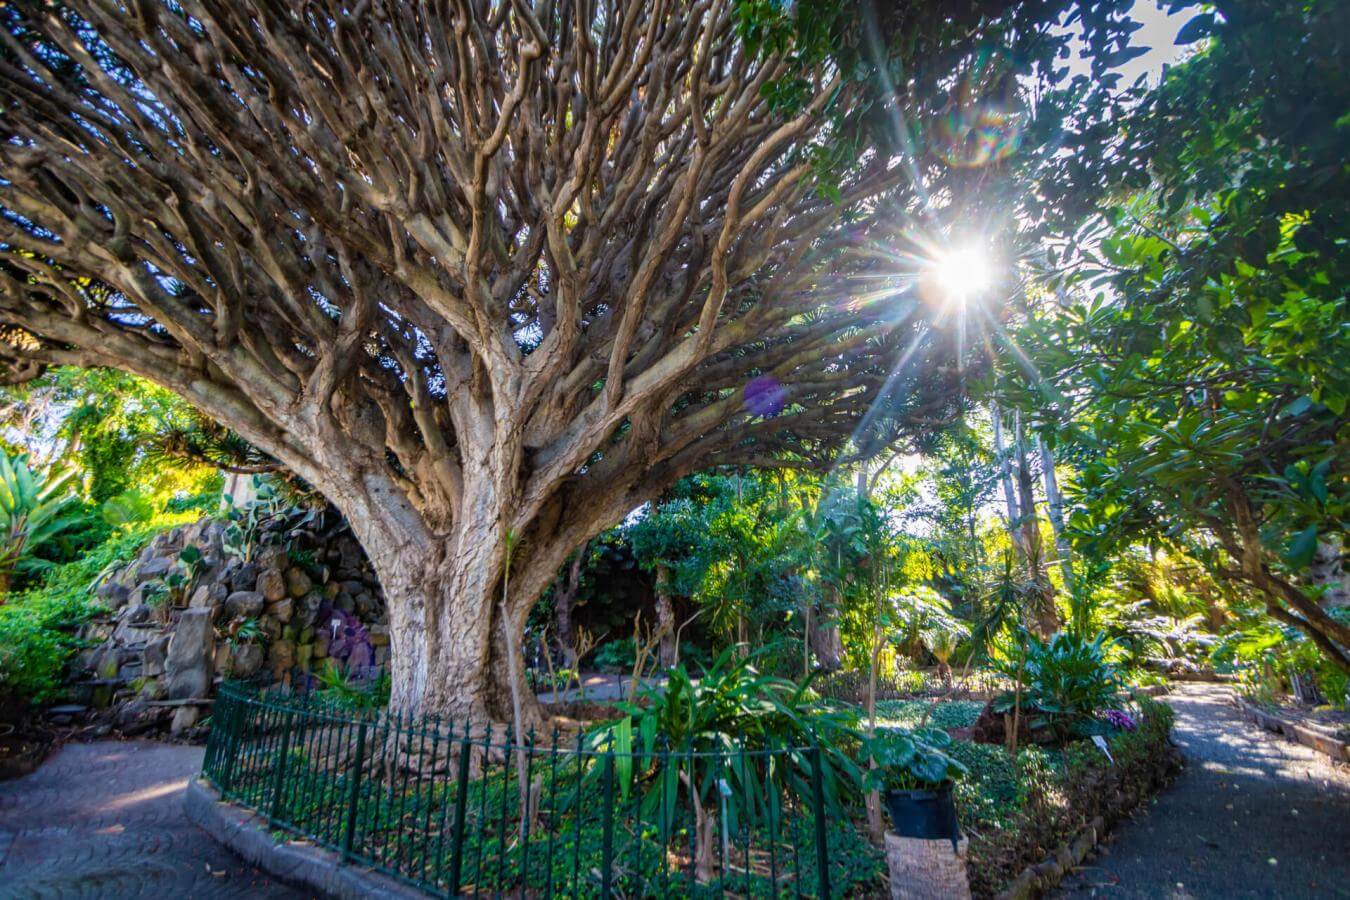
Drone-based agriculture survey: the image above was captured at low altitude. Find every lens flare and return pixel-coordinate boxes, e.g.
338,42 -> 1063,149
930,245 -> 993,306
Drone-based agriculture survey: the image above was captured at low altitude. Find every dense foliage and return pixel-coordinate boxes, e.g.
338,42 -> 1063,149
0,515 -> 193,703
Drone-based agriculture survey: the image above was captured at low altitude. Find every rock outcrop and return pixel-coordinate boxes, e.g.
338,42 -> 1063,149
70,505 -> 388,737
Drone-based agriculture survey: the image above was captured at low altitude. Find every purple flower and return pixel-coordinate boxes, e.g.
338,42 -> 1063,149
744,376 -> 786,418
1103,709 -> 1136,731
319,602 -> 373,670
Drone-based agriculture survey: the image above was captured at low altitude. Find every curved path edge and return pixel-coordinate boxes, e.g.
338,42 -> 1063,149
186,779 -> 427,900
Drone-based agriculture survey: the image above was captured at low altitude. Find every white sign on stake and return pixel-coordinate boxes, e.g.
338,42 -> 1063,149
1092,734 -> 1114,764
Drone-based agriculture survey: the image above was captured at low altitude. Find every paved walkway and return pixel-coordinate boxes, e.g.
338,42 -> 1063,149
1057,683 -> 1350,899
0,740 -> 304,899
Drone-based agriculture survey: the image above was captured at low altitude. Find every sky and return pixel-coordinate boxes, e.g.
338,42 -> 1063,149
1076,0 -> 1200,86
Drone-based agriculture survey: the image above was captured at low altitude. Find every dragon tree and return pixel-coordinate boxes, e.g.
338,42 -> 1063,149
0,1 -> 1137,720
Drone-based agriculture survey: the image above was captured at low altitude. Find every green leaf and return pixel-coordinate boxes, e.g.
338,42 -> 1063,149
1284,527 -> 1319,569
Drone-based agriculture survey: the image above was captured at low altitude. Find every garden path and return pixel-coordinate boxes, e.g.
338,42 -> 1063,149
0,740 -> 304,899
1056,682 -> 1350,899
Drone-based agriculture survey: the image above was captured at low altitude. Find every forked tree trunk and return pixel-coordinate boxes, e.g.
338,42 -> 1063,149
325,464 -> 614,726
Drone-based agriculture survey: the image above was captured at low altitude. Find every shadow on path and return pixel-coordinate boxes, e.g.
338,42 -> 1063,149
1056,683 -> 1350,899
0,740 -> 304,899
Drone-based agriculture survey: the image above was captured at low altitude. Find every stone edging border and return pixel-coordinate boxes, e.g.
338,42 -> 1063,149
184,778 -> 429,899
993,733 -> 1183,899
994,815 -> 1104,900
1233,697 -> 1350,763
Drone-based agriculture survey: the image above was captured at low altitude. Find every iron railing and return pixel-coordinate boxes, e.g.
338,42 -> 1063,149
202,682 -> 877,897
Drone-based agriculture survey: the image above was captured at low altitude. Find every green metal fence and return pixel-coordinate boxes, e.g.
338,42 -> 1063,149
202,682 -> 861,898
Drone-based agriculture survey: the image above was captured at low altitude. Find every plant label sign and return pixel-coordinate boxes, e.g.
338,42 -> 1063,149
1092,734 -> 1114,764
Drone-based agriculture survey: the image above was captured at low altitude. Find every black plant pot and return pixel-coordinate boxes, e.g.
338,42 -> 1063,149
884,781 -> 961,845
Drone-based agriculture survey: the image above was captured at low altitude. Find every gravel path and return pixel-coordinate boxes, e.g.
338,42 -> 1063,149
0,740 -> 305,899
1057,683 -> 1350,899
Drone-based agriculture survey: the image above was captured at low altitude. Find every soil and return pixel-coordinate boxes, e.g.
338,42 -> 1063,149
0,726 -> 53,781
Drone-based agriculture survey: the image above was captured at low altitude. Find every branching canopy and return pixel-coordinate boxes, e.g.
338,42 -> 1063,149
0,1 -> 1136,542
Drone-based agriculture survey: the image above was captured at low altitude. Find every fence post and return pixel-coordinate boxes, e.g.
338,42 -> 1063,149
219,694 -> 242,794
269,707 -> 295,821
448,720 -> 473,896
343,718 -> 368,861
809,742 -> 831,900
600,750 -> 616,900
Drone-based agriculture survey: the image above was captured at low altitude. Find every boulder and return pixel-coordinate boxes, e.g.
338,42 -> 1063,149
231,641 -> 265,679
260,616 -> 282,642
256,545 -> 289,572
214,643 -> 233,678
170,705 -> 200,734
285,566 -> 312,598
164,608 -> 214,700
354,592 -> 378,616
112,604 -> 153,643
142,634 -> 171,677
225,590 -> 265,619
229,562 -> 259,593
296,592 -> 322,629
219,557 -> 242,587
256,567 -> 287,602
190,581 -> 228,610
139,678 -> 166,701
268,639 -> 296,679
137,555 -> 174,580
266,596 -> 294,624
98,580 -> 131,611
335,535 -> 363,570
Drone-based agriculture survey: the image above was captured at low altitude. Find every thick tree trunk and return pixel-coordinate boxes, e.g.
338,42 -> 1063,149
810,586 -> 845,672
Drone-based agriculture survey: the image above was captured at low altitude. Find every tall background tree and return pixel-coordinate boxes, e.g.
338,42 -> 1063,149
1007,0 -> 1350,672
0,0 -> 1137,719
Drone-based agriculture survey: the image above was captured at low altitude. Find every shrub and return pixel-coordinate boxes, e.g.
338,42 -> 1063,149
994,631 -> 1121,740
861,725 -> 968,791
591,648 -> 861,826
0,451 -> 90,593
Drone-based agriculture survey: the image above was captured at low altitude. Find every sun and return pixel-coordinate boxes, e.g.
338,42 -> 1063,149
930,244 -> 994,306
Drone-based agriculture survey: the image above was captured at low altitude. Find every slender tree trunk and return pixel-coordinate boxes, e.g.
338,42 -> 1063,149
1038,435 -> 1074,591
552,542 -> 589,665
654,564 -> 677,668
1014,413 -> 1058,636
991,402 -> 1020,539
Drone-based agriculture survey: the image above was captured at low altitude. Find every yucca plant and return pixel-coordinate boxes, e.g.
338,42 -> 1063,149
0,452 -> 87,596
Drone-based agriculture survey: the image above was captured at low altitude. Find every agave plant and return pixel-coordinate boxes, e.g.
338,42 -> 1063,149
0,451 -> 87,595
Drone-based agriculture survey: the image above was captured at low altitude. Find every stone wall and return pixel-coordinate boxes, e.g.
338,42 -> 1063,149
70,507 -> 388,736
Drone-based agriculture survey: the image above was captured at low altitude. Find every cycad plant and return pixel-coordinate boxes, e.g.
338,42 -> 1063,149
0,451 -> 87,595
